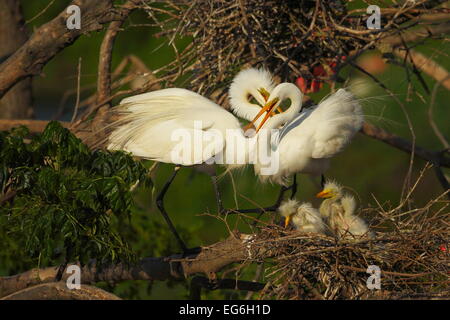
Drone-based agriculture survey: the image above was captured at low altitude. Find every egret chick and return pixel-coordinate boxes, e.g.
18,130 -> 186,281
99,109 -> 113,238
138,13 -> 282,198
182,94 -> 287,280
317,181 -> 372,239
278,199 -> 326,234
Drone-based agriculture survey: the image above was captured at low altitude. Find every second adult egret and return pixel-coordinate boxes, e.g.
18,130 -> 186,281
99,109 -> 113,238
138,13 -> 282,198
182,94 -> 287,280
248,84 -> 364,187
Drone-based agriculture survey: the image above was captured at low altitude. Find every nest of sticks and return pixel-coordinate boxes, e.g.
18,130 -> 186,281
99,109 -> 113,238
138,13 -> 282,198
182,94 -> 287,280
146,0 -> 360,95
241,190 -> 449,300
142,0 -> 448,100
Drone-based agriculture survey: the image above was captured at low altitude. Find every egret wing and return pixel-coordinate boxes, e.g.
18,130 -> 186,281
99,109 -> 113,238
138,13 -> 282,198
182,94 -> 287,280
311,89 -> 363,159
108,88 -> 237,165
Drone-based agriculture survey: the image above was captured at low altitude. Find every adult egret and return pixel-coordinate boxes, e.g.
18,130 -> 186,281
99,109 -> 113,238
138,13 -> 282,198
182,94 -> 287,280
107,68 -> 282,251
278,199 -> 326,234
316,181 -> 372,239
247,84 -> 364,187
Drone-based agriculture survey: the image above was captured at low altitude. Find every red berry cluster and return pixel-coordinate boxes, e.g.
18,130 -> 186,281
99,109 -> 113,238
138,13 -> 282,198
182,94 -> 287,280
296,56 -> 346,94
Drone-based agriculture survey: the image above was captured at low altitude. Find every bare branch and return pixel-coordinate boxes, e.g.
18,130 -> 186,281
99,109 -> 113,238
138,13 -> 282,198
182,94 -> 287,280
381,22 -> 450,47
0,119 -> 70,133
96,0 -> 139,108
0,0 -> 132,100
1,282 -> 121,300
360,122 -> 449,168
393,47 -> 450,91
0,233 -> 257,298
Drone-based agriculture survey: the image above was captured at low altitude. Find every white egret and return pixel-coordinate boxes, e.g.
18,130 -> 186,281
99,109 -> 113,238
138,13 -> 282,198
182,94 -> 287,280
107,68 -> 283,251
247,84 -> 364,187
278,199 -> 326,234
316,181 -> 372,239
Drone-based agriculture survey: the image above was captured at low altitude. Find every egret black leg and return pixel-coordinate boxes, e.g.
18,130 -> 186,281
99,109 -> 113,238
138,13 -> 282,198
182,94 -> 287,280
290,174 -> 298,199
156,166 -> 188,252
211,175 -> 224,214
321,174 -> 326,188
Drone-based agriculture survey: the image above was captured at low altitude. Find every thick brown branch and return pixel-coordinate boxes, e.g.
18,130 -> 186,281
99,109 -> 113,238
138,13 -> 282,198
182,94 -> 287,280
381,22 -> 450,47
361,122 -> 450,168
0,0 -> 130,100
0,119 -> 70,133
0,233 -> 258,298
96,1 -> 138,108
1,282 -> 121,300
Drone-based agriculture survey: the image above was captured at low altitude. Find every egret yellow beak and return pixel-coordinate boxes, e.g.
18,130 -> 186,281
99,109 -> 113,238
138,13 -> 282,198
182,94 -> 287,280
257,88 -> 282,113
258,87 -> 270,102
316,189 -> 333,198
246,97 -> 280,133
284,215 -> 292,228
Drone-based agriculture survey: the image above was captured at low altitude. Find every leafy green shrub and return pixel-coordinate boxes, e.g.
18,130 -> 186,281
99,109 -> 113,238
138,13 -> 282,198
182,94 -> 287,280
0,122 -> 152,273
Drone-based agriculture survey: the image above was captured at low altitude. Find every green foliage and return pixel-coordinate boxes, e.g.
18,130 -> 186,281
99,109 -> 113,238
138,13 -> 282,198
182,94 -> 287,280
0,122 -> 152,273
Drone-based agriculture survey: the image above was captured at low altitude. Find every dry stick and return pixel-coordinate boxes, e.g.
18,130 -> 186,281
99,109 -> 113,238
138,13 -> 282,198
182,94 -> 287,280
393,47 -> 450,91
71,57 -> 82,123
428,76 -> 450,149
348,61 -> 418,200
25,0 -> 57,24
381,21 -> 450,47
96,21 -> 125,109
96,0 -> 140,110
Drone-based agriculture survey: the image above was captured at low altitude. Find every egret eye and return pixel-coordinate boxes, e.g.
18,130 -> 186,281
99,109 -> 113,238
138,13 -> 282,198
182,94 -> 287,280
247,93 -> 264,107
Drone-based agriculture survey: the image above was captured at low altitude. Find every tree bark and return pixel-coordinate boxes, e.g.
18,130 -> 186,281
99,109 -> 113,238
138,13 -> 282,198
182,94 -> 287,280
0,0 -> 33,119
0,233 -> 259,298
0,0 -> 128,100
1,282 -> 121,300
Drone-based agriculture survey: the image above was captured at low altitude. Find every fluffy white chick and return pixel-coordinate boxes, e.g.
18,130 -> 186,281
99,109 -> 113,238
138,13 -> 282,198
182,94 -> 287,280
278,199 -> 326,234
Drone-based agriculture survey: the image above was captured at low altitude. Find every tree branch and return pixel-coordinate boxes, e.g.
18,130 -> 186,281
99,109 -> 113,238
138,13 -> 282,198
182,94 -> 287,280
0,0 -> 132,100
393,47 -> 450,91
360,122 -> 449,168
1,282 -> 121,300
381,21 -> 450,48
0,119 -> 70,133
0,233 -> 261,298
96,1 -> 138,109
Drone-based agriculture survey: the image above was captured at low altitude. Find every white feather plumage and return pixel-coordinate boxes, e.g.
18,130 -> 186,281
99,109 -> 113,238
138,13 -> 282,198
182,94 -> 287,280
278,199 -> 326,234
318,181 -> 372,239
255,88 -> 364,186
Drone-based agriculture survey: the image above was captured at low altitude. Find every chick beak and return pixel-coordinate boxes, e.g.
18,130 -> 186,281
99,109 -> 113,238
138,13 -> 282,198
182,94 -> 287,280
316,190 -> 332,198
284,215 -> 292,228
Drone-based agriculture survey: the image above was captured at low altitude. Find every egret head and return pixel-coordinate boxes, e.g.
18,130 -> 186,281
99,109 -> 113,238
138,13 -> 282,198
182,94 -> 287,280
316,181 -> 343,200
278,199 -> 299,227
229,68 -> 275,110
248,83 -> 304,132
